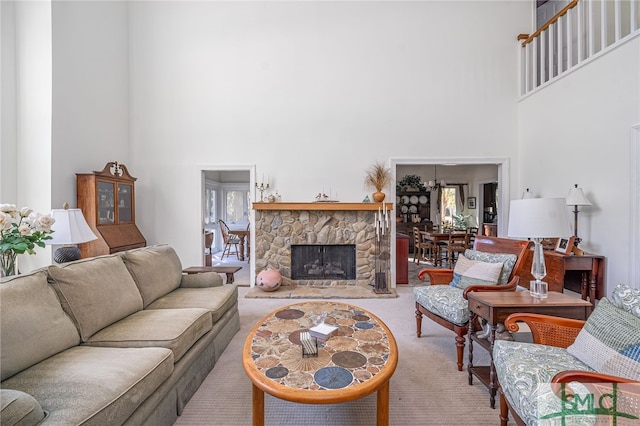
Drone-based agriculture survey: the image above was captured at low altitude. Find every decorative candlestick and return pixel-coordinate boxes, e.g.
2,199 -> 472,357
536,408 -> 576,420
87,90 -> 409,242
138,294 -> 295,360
255,181 -> 270,202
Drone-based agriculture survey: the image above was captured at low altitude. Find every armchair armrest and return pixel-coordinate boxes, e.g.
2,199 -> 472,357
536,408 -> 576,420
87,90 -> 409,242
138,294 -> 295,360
552,370 -> 639,384
418,268 -> 453,285
505,313 -> 586,348
462,277 -> 519,299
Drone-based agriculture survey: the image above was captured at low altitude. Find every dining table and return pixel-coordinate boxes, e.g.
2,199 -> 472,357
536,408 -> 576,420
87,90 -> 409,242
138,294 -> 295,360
228,225 -> 250,262
420,229 -> 470,267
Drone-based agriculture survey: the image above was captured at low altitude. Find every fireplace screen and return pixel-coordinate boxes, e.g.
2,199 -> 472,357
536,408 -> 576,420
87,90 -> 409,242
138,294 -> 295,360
291,244 -> 356,280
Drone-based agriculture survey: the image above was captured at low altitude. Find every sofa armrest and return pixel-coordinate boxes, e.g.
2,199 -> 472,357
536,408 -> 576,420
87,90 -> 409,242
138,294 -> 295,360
505,313 -> 585,348
463,277 -> 519,299
0,389 -> 46,426
418,268 -> 453,285
180,272 -> 223,288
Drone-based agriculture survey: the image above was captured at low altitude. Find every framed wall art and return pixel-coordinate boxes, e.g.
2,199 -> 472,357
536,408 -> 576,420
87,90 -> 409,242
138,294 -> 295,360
467,197 -> 476,209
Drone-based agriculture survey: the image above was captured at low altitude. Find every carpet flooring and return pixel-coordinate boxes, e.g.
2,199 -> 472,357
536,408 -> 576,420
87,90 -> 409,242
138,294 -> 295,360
173,285 -> 509,426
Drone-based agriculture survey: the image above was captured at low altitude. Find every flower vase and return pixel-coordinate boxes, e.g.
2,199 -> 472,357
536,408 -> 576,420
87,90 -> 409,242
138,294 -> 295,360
372,192 -> 386,203
1,251 -> 18,277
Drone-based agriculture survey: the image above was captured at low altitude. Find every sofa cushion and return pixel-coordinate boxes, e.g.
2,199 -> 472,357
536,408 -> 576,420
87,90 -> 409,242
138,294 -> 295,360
464,249 -> 517,285
85,308 -> 211,362
0,389 -> 46,426
450,254 -> 503,289
0,271 -> 80,381
146,285 -> 238,323
414,285 -> 468,326
493,340 -> 594,425
47,255 -> 143,342
610,283 -> 640,318
121,245 -> 183,307
567,297 -> 640,381
1,346 -> 173,425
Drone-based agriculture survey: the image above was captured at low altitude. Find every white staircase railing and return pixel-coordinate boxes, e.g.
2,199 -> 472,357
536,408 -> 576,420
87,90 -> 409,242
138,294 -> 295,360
519,0 -> 640,96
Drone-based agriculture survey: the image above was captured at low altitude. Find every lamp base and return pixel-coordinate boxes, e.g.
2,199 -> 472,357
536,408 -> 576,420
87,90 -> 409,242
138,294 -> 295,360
529,280 -> 548,298
54,246 -> 81,263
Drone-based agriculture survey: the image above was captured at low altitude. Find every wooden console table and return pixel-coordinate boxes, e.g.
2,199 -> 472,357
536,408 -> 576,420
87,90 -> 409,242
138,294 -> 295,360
467,291 -> 592,409
183,266 -> 242,284
517,249 -> 604,305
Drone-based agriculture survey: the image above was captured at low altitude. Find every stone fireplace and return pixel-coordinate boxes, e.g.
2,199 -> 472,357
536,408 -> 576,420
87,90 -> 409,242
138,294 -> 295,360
291,244 -> 356,280
254,202 -> 392,288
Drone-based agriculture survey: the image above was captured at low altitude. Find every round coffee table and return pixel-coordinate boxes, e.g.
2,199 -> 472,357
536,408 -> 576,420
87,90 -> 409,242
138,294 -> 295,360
242,301 -> 398,426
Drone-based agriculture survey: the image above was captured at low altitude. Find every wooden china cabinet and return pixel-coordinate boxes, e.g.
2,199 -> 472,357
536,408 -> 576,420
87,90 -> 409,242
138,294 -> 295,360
76,162 -> 146,258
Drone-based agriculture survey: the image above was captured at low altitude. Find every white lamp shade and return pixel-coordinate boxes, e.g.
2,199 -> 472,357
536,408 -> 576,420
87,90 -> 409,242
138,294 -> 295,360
566,185 -> 592,206
508,198 -> 572,238
47,208 -> 98,245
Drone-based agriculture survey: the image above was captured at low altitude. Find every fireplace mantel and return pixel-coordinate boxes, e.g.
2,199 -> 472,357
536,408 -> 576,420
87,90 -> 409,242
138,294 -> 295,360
253,202 -> 393,211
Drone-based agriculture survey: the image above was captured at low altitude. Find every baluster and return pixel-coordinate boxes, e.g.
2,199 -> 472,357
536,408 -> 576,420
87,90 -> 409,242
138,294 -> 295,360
632,0 -> 638,32
577,0 -> 584,62
567,5 -> 574,69
557,15 -> 564,74
548,22 -> 555,79
614,0 -> 621,42
587,0 -> 595,56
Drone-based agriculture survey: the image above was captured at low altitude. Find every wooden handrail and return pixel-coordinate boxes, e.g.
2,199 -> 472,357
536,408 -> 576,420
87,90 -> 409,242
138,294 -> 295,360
521,0 -> 579,47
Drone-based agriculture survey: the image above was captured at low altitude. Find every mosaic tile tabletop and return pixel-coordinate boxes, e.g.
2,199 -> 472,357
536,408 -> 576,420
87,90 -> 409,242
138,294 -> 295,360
247,301 -> 395,391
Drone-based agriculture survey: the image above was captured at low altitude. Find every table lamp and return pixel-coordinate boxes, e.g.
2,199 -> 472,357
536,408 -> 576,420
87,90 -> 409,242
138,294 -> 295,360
565,184 -> 592,247
46,203 -> 98,263
508,198 -> 572,298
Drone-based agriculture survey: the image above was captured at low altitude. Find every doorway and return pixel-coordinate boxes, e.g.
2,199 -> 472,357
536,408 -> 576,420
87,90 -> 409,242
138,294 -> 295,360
201,166 -> 255,283
390,157 -> 510,287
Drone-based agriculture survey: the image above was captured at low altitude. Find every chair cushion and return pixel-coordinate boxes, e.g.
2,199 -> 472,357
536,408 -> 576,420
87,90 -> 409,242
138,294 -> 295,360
84,308 -> 211,363
450,255 -> 503,289
464,249 -> 517,285
0,389 -> 46,426
120,245 -> 184,307
493,340 -> 594,425
610,283 -> 640,318
566,297 -> 640,381
47,255 -> 143,342
1,270 -> 80,381
414,285 -> 469,326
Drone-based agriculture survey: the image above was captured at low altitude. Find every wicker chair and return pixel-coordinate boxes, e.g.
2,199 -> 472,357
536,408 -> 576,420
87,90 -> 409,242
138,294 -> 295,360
219,219 -> 240,260
414,236 -> 531,371
497,313 -> 639,426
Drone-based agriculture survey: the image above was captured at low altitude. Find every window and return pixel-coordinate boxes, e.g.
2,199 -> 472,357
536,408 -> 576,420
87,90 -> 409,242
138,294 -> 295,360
224,189 -> 250,224
441,187 -> 457,226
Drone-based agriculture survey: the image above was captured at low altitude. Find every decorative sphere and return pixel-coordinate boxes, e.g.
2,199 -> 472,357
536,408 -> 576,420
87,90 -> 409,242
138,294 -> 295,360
256,268 -> 282,292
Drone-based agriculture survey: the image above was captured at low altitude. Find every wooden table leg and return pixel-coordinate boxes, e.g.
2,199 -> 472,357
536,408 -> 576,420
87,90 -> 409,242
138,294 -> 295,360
252,383 -> 264,426
238,236 -> 245,261
225,272 -> 235,284
376,380 -> 390,426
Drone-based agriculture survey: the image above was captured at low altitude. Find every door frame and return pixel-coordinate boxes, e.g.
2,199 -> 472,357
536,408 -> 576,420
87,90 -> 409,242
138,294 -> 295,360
200,164 -> 256,285
390,157 -> 510,288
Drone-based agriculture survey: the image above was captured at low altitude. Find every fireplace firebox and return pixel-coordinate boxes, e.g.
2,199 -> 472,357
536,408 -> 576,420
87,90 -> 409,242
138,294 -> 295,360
291,244 -> 356,280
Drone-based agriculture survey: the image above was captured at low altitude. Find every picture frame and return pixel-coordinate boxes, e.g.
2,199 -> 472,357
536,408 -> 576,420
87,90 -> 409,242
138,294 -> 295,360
467,197 -> 476,209
555,236 -> 575,254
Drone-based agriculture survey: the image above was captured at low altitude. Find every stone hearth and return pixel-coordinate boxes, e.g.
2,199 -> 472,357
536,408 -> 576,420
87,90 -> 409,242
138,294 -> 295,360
254,202 -> 392,288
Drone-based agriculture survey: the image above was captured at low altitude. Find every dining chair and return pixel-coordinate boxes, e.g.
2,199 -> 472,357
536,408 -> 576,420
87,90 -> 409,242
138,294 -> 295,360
447,232 -> 469,268
413,227 -> 434,265
467,227 -> 479,249
219,219 -> 240,260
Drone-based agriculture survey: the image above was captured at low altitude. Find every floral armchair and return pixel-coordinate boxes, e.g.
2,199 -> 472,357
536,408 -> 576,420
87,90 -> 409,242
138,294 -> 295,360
414,236 -> 531,371
494,283 -> 640,426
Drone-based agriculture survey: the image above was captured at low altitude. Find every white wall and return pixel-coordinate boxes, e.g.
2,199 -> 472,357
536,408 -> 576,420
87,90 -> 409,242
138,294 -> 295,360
128,1 -> 530,264
518,38 -> 640,295
51,1 -> 130,209
6,1 -> 53,272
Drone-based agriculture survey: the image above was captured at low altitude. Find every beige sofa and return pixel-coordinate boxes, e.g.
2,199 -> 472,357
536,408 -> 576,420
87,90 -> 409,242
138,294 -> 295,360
0,245 -> 240,426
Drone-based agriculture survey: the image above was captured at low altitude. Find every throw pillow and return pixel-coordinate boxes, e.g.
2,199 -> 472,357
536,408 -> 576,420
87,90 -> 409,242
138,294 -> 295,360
464,249 -> 517,285
567,297 -> 640,381
450,254 -> 503,290
610,283 -> 640,319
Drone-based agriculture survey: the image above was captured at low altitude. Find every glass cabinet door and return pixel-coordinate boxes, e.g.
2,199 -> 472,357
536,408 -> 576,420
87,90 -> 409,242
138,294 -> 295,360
118,184 -> 133,223
98,181 -> 115,224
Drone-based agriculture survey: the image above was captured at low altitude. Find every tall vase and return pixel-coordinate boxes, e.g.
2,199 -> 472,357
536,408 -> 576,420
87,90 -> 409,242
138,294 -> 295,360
1,251 -> 18,277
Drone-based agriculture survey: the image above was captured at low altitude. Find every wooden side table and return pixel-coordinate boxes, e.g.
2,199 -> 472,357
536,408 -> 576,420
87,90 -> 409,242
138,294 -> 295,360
467,291 -> 592,408
183,266 -> 242,284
